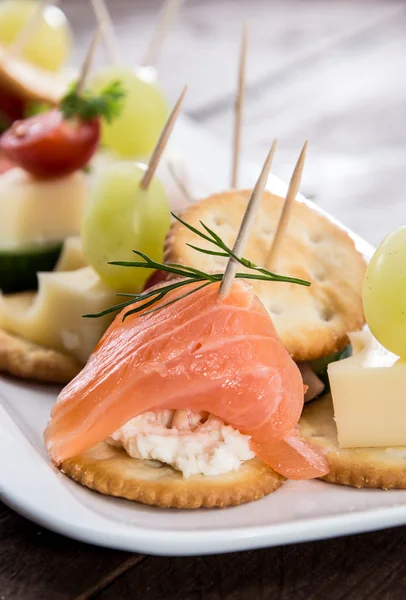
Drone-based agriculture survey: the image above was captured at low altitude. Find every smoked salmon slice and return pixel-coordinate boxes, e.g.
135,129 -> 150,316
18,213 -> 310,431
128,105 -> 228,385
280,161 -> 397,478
44,280 -> 329,480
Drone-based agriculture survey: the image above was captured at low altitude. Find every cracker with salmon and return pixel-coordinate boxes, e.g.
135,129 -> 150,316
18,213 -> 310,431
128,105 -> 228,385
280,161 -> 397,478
44,280 -> 328,507
61,442 -> 285,509
300,394 -> 406,490
165,189 -> 367,361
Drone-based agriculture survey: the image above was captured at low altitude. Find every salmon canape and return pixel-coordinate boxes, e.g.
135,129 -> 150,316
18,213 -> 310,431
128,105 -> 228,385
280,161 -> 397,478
44,280 -> 328,507
43,136 -> 331,508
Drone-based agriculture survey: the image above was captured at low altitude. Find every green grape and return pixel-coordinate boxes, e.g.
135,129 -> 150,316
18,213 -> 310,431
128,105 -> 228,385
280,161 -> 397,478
0,0 -> 72,71
82,161 -> 171,293
363,226 -> 406,357
90,66 -> 168,158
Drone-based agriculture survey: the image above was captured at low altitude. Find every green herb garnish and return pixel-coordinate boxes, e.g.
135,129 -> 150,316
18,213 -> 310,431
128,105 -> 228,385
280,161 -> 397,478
85,213 -> 310,321
60,80 -> 125,123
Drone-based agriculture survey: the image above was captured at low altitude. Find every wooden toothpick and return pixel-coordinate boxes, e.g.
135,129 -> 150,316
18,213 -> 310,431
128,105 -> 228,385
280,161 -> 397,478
76,24 -> 103,95
140,85 -> 187,190
89,0 -> 121,65
219,139 -> 278,300
141,0 -> 183,67
7,0 -> 57,59
266,140 -> 308,270
231,22 -> 247,189
167,161 -> 195,204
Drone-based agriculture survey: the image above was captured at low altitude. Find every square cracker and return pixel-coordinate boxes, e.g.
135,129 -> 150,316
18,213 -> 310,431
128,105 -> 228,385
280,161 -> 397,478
165,190 -> 367,361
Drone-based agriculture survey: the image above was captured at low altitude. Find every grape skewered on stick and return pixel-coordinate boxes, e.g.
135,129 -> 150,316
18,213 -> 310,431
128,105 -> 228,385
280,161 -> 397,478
89,0 -> 183,159
81,86 -> 187,293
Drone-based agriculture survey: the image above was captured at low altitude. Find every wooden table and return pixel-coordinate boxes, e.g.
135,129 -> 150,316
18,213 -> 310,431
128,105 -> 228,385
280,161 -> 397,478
2,0 -> 406,597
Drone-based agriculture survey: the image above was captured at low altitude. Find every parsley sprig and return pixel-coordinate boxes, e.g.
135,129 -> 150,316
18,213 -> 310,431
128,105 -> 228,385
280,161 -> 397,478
60,80 -> 125,123
85,213 -> 310,321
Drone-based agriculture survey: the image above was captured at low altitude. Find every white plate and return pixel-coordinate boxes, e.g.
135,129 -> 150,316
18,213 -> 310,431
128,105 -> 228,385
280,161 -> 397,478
2,117 -> 405,558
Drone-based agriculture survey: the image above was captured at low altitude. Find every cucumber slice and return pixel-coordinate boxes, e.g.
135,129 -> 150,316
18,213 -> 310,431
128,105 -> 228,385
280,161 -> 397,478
0,243 -> 62,293
310,345 -> 352,376
309,345 -> 352,390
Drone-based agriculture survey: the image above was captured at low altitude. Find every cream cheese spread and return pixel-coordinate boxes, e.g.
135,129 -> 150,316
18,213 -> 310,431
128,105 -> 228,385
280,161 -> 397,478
107,409 -> 255,477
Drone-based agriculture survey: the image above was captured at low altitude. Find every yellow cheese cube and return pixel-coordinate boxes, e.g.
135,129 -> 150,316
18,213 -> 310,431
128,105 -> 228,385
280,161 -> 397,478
328,331 -> 406,448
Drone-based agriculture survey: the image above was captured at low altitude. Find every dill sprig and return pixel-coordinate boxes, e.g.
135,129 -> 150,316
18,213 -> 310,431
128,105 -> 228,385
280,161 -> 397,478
60,80 -> 125,123
85,213 -> 310,321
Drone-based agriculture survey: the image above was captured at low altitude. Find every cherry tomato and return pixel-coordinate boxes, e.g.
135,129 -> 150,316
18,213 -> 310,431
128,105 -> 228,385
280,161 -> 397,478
0,109 -> 100,177
0,149 -> 16,174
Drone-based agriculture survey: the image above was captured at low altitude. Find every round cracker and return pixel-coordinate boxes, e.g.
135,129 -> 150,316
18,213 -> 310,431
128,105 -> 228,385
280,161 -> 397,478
60,441 -> 285,508
300,394 -> 406,489
165,190 -> 366,361
0,329 -> 81,384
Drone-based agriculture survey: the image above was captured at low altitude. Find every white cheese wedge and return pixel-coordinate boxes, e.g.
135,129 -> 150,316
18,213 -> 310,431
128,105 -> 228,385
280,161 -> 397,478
0,168 -> 86,250
55,236 -> 87,272
0,267 -> 116,364
328,330 -> 406,448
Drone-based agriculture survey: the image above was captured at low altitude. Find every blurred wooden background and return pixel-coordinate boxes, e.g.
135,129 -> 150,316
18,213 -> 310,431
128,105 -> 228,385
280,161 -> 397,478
2,1 -> 406,598
64,0 -> 406,246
